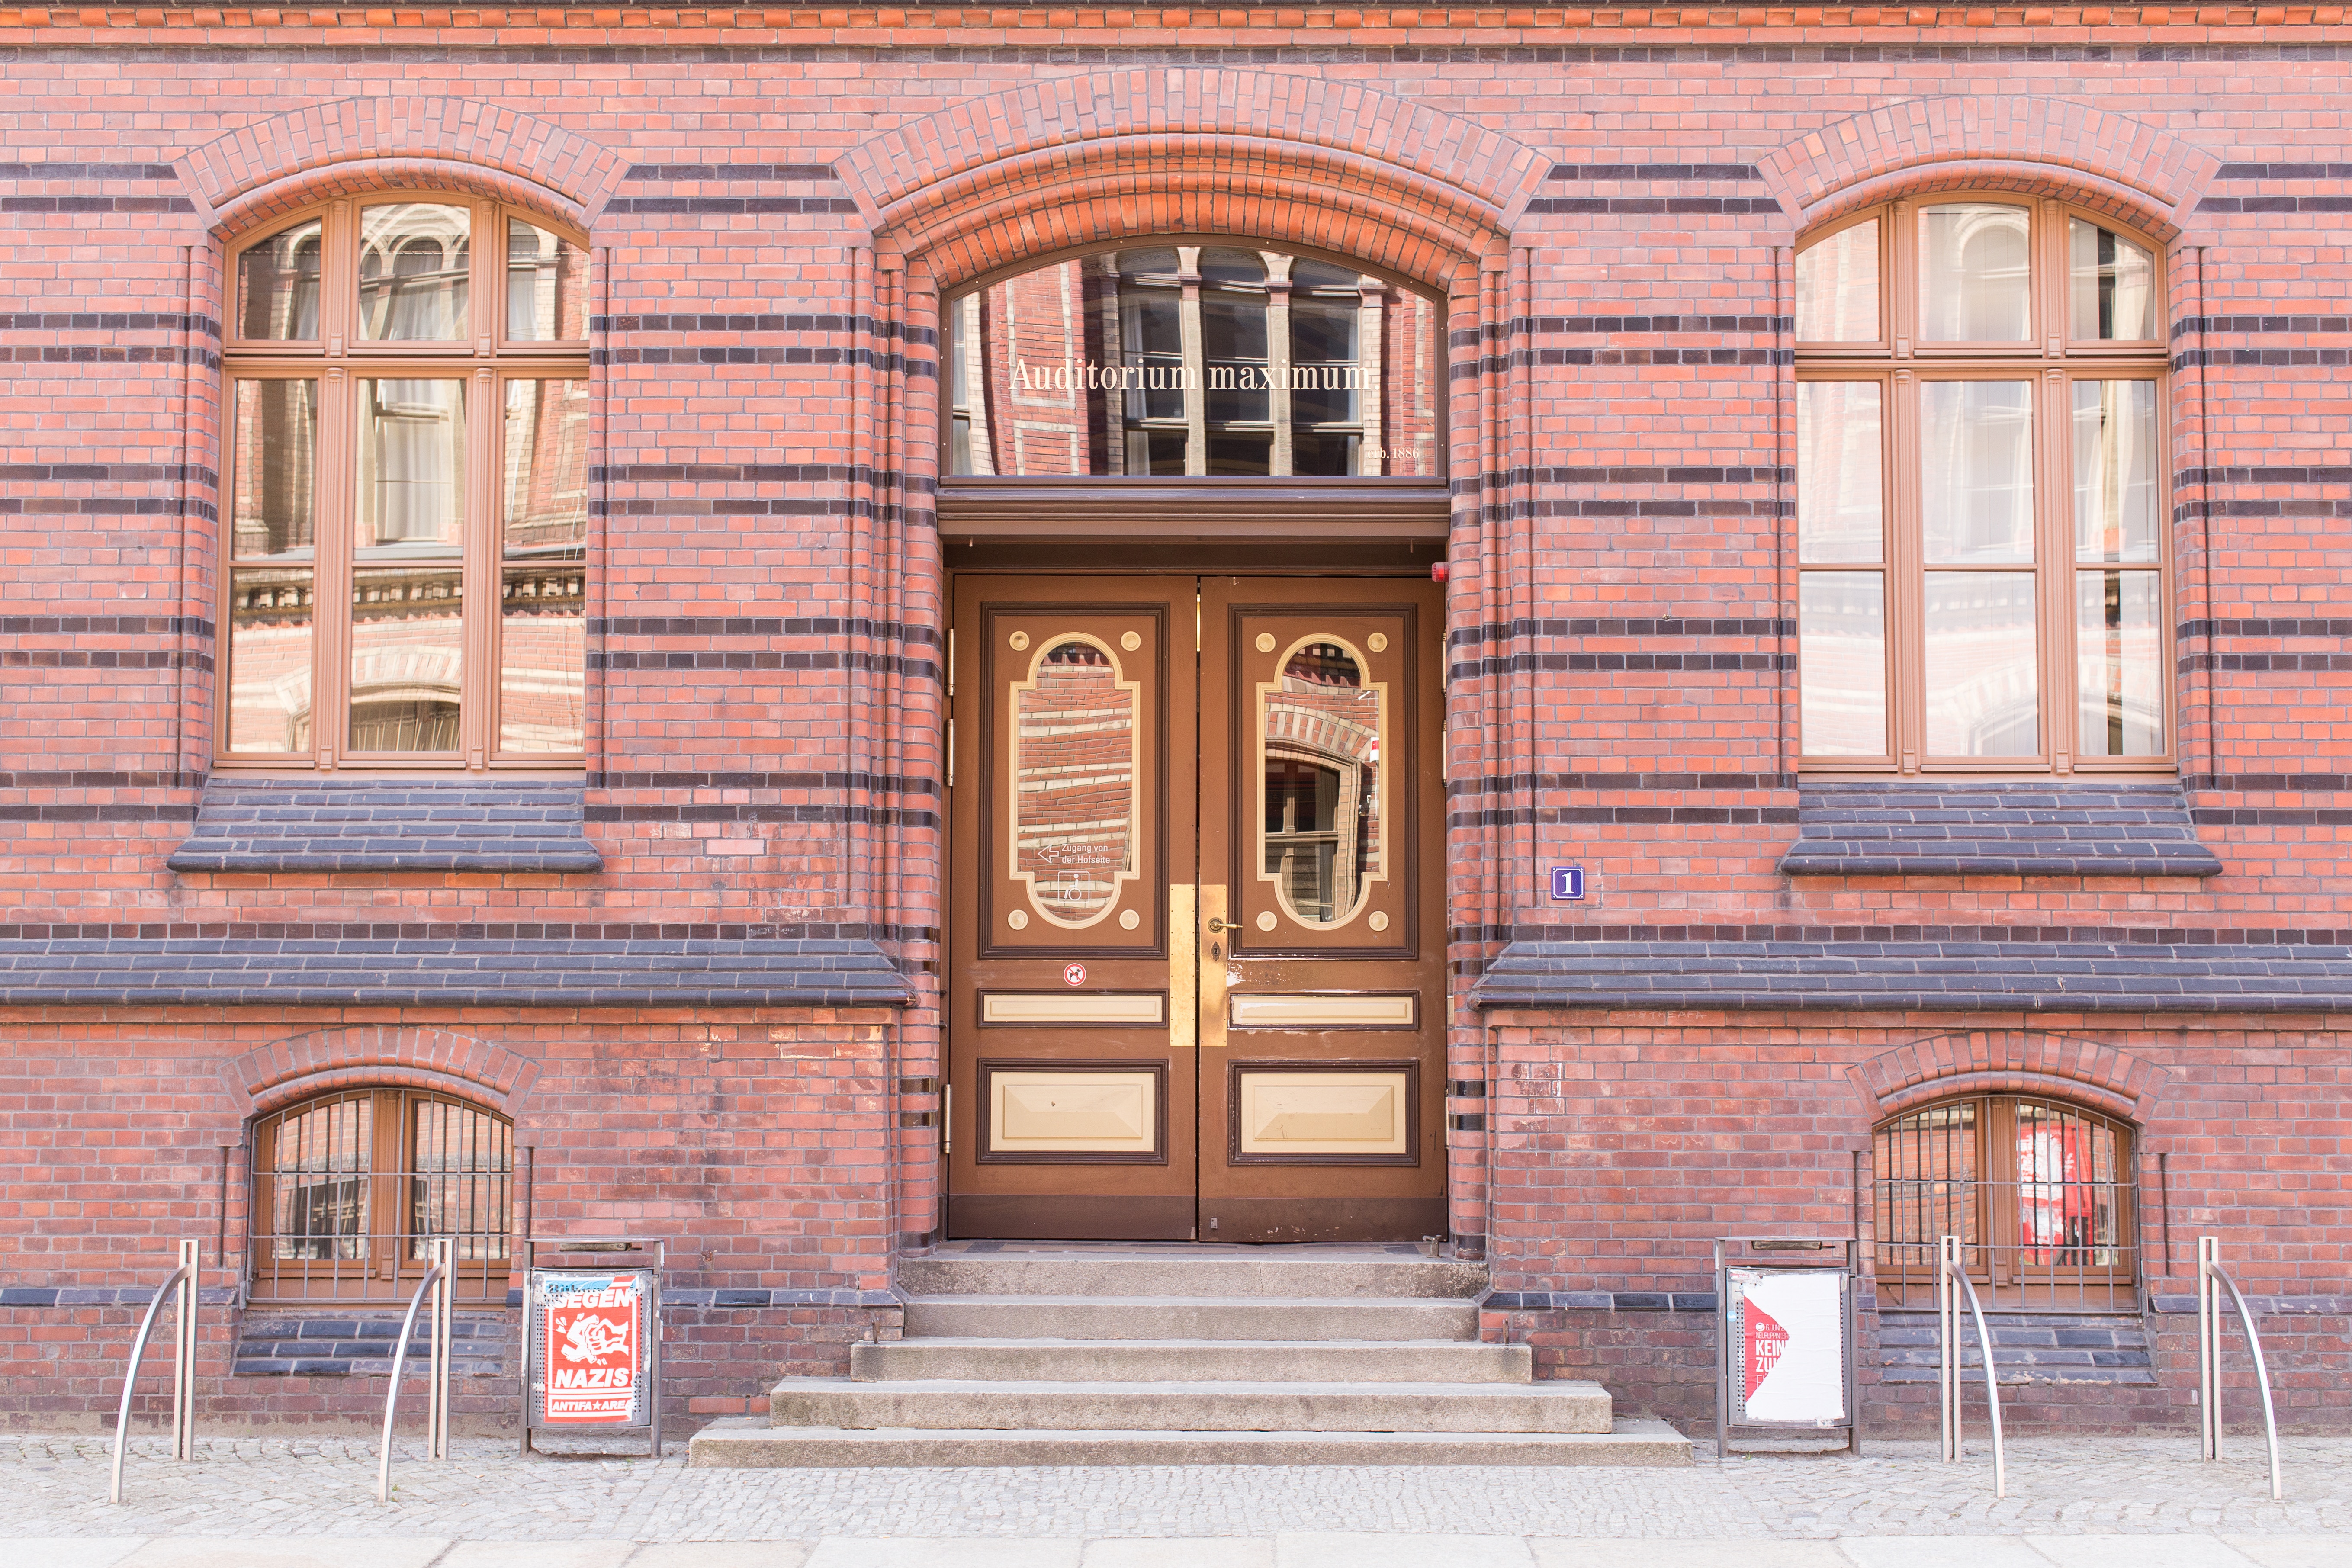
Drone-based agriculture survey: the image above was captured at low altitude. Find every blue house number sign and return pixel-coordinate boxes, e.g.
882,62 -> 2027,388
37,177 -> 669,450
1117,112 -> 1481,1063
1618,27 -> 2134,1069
1549,865 -> 1586,902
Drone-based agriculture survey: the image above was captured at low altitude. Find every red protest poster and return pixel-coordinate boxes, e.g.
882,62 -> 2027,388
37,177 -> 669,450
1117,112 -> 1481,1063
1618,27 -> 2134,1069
1744,1300 -> 1790,1401
540,1275 -> 643,1426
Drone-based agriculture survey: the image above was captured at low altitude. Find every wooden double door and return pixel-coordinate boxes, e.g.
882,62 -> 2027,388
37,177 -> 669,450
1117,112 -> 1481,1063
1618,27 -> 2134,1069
946,575 -> 1446,1243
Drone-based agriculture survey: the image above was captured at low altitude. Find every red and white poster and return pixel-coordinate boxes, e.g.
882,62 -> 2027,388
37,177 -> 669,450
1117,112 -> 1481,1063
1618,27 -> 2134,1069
537,1272 -> 647,1426
1729,1268 -> 1847,1426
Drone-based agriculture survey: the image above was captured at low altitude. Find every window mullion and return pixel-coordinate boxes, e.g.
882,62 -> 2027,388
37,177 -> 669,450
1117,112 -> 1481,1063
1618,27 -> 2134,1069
2044,361 -> 2076,772
1889,367 -> 1922,771
466,364 -> 499,769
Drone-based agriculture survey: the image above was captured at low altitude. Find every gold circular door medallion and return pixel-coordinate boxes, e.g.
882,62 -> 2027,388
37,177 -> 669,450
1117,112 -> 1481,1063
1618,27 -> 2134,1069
1119,909 -> 1141,930
1009,630 -> 1030,651
1006,909 -> 1029,930
1367,632 -> 1388,652
1255,910 -> 1277,932
1255,633 -> 1276,652
1120,630 -> 1141,651
1369,911 -> 1390,932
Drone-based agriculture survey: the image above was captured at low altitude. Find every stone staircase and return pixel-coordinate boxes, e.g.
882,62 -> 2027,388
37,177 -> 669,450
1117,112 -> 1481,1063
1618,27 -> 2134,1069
688,1243 -> 1692,1466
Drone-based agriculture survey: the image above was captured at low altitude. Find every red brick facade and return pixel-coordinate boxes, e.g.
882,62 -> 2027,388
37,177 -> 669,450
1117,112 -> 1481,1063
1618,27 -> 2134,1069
3,4 -> 2349,1439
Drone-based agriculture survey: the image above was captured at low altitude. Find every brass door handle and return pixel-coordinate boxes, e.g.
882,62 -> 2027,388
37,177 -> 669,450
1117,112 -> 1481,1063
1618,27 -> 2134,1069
1205,917 -> 1237,934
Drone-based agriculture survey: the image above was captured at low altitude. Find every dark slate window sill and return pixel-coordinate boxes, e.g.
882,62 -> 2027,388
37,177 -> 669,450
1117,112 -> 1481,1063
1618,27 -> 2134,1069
168,776 -> 602,874
1470,938 -> 2352,1012
1778,781 -> 2222,878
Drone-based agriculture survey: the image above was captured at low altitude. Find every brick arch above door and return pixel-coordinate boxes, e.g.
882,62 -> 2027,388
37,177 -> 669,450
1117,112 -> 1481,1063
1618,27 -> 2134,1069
844,69 -> 1548,288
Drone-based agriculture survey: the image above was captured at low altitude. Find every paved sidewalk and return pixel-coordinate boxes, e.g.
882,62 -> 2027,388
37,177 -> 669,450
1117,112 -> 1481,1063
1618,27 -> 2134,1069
6,1433 -> 2346,1562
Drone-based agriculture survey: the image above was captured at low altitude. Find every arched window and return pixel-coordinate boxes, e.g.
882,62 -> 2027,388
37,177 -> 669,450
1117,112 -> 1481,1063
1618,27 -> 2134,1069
1873,1094 -> 2137,1310
249,1089 -> 514,1304
942,242 -> 1443,479
1794,198 -> 2169,773
222,196 -> 591,768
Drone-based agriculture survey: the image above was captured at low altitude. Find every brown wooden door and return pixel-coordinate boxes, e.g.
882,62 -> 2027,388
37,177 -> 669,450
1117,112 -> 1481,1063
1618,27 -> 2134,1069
946,574 -> 1443,1243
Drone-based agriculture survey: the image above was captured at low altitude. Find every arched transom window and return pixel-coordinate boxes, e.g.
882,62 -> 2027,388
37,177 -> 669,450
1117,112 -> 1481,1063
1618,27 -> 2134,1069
249,1088 -> 514,1304
1795,199 -> 2170,774
1873,1094 -> 2137,1311
222,196 -> 591,768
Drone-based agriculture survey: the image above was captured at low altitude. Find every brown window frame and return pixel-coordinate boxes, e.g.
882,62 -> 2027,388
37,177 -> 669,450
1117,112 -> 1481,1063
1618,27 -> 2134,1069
247,1087 -> 515,1306
1794,196 -> 2174,777
1872,1093 -> 2140,1313
218,194 -> 591,773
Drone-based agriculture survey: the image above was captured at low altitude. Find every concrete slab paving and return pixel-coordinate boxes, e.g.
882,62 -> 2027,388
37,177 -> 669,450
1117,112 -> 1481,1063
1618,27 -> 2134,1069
1532,1542 -> 1844,1568
10,1542 -> 148,1568
1838,1539 -> 2053,1568
116,1541 -> 452,1568
2222,1541 -> 2352,1568
1081,1540 -> 1277,1568
1277,1533 -> 1537,1568
442,1545 -> 641,1568
802,1540 -> 1086,1568
628,1546 -> 816,1568
2026,1538 -> 2260,1568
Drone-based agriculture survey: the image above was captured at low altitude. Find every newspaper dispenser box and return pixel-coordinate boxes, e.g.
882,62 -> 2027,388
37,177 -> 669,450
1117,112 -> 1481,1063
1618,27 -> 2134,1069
1713,1235 -> 1861,1457
521,1235 -> 665,1457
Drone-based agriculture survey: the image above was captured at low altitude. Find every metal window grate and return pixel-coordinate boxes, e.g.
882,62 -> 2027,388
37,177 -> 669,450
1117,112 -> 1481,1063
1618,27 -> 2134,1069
250,1089 -> 513,1304
1873,1096 -> 2138,1311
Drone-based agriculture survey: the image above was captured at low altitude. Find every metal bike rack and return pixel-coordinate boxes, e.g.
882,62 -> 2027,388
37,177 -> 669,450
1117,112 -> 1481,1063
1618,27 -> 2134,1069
1936,1234 -> 2007,1499
109,1238 -> 200,1504
376,1237 -> 453,1505
2198,1235 -> 2284,1500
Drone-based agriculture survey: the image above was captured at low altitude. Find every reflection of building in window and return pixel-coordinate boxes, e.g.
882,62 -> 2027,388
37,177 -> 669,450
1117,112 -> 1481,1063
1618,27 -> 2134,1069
945,244 -> 1440,478
250,1089 -> 514,1305
1011,639 -> 1136,925
1263,642 -> 1382,925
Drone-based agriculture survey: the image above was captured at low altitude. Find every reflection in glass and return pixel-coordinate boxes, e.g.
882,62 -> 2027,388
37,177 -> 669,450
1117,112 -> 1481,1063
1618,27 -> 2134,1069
238,221 -> 322,340
357,202 -> 470,341
1925,572 -> 2040,756
1011,639 -> 1135,925
264,1094 -> 371,1262
2077,569 -> 2163,756
1263,641 -> 1382,927
231,379 -> 318,559
2072,380 -> 2161,563
1797,381 -> 1884,563
942,244 -> 1436,478
228,568 -> 315,754
2015,1099 -> 2126,1266
408,1098 -> 513,1263
357,379 -> 466,549
1799,573 -> 1887,756
500,379 -> 588,753
2069,219 -> 2156,341
349,566 -> 463,752
228,379 -> 319,754
1796,220 -> 1879,341
1921,380 -> 2036,563
1919,204 -> 2032,341
505,219 -> 590,341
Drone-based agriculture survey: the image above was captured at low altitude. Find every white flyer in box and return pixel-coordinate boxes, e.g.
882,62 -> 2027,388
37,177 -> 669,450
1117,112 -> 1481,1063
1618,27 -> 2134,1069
1731,1267 -> 1846,1425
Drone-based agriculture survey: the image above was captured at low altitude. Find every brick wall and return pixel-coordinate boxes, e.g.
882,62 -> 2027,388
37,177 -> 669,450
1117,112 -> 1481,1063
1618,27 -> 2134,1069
1,3 -> 2349,1432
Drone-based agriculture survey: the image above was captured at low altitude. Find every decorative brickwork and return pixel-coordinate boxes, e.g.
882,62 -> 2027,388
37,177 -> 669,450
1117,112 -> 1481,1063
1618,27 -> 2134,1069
224,1025 -> 541,1118
1849,1030 -> 2170,1124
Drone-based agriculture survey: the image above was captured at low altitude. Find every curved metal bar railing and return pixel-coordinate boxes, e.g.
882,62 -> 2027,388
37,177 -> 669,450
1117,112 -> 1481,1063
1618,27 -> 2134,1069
1937,1234 -> 2008,1499
2200,1236 -> 2284,1500
375,1238 -> 453,1505
109,1241 -> 198,1505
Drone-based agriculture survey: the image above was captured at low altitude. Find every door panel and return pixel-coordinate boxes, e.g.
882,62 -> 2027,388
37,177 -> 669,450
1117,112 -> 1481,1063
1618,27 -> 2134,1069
946,573 -> 1443,1243
948,577 -> 1198,1240
1198,578 -> 1445,1243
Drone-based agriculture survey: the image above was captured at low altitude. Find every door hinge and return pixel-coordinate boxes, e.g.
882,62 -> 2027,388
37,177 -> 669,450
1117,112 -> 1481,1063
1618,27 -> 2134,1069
946,629 -> 956,697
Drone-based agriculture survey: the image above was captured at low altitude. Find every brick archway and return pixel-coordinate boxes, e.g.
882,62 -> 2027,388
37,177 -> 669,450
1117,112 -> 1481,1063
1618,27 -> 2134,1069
188,97 -> 626,238
1762,95 -> 2223,245
225,1025 -> 540,1120
1851,1030 -> 2170,1126
849,69 -> 1546,292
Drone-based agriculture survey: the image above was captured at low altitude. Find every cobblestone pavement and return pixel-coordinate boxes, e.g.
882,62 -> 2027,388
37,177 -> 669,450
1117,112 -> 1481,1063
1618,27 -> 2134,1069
3,1432 -> 2345,1547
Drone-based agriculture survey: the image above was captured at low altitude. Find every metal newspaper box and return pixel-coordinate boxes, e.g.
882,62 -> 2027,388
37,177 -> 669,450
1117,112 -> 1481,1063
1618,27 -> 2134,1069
522,1235 -> 665,1456
1713,1236 -> 1861,1456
